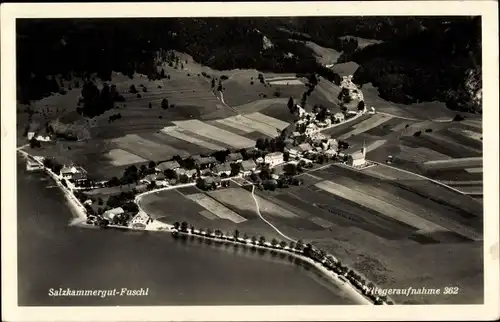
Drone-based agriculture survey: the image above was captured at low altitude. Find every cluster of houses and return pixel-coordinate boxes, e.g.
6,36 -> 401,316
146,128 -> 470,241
27,131 -> 51,142
340,75 -> 364,102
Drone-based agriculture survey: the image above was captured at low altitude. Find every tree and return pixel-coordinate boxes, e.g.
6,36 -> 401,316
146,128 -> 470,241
148,161 -> 156,169
251,236 -> 257,244
279,240 -> 287,248
284,163 -> 297,176
357,100 -> 365,111
129,85 -> 138,94
233,229 -> 240,239
271,238 -> 278,247
180,221 -> 188,232
174,222 -> 180,230
289,241 -> 296,249
29,138 -> 41,148
295,239 -> 304,251
259,236 -> 266,245
149,102 -> 152,108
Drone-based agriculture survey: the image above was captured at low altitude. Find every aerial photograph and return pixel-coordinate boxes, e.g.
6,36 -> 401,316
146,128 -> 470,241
15,16 -> 484,307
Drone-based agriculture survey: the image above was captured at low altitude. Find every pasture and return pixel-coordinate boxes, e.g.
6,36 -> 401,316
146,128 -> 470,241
423,157 -> 483,172
338,114 -> 393,140
185,193 -> 247,223
104,149 -> 147,166
303,41 -> 342,66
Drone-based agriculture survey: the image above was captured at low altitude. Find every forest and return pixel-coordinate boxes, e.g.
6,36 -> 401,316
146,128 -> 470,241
16,16 -> 481,113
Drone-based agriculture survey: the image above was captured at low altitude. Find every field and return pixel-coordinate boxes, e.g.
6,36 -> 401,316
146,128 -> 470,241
330,62 -> 360,77
303,41 -> 342,66
339,35 -> 384,49
137,157 -> 483,304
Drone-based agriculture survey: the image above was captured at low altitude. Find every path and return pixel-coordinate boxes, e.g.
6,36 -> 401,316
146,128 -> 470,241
250,185 -> 296,242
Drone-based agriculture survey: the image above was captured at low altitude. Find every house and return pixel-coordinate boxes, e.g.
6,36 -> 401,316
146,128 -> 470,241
155,160 -> 181,172
213,163 -> 232,176
130,211 -> 149,229
305,123 -> 318,135
175,168 -> 198,178
315,147 -> 323,153
194,156 -> 218,169
287,148 -> 300,158
271,173 -> 280,180
226,152 -> 243,163
27,132 -> 36,140
60,165 -> 87,181
202,176 -> 222,189
35,135 -> 51,142
240,159 -> 257,176
325,149 -> 337,158
333,112 -> 345,123
292,131 -> 302,138
297,143 -> 314,154
103,207 -> 125,221
26,159 -> 43,171
264,152 -> 284,167
244,147 -> 259,159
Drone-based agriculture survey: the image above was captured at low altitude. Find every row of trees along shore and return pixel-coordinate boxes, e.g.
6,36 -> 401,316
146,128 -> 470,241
171,221 -> 393,305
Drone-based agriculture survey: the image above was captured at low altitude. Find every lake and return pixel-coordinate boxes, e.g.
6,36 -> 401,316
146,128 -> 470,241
16,159 -> 356,305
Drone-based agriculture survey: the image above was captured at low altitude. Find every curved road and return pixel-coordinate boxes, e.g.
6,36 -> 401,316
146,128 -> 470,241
250,185 -> 296,242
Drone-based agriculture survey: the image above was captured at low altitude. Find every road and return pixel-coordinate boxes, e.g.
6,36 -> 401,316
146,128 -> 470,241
250,185 -> 296,242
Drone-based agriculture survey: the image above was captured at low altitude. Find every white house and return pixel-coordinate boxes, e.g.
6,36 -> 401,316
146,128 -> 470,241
240,159 -> 257,176
35,135 -> 51,142
103,207 -> 125,221
333,112 -> 345,123
60,165 -> 87,181
264,152 -> 284,167
27,132 -> 36,140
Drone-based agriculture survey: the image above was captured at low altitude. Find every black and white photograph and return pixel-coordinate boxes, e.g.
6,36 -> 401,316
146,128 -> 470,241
1,2 -> 499,321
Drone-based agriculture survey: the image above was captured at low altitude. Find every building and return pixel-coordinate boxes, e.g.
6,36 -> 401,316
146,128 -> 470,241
264,152 -> 284,167
202,176 -> 222,189
103,207 -> 125,221
60,165 -> 87,181
333,112 -> 345,123
26,159 -> 43,171
194,156 -> 217,169
240,159 -> 257,176
226,152 -> 243,163
35,135 -> 51,142
155,160 -> 181,172
325,149 -> 337,158
286,148 -> 300,158
347,145 -> 366,167
130,211 -> 149,230
213,163 -> 232,176
27,132 -> 36,140
297,143 -> 314,154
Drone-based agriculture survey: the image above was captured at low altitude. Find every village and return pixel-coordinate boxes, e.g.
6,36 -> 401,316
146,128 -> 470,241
26,75 -> 375,229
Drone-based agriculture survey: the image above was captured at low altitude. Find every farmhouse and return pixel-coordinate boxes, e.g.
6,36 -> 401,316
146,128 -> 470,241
155,160 -> 181,172
194,156 -> 218,169
103,207 -> 125,221
60,165 -> 87,181
297,143 -> 314,154
333,112 -> 345,123
130,212 -> 150,229
213,163 -> 232,176
264,152 -> 284,167
240,159 -> 257,176
226,152 -> 244,163
201,176 -> 222,189
176,168 -> 197,178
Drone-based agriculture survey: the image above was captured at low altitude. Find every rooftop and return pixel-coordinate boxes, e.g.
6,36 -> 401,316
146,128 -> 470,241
227,152 -> 243,162
350,151 -> 365,160
241,159 -> 256,171
156,160 -> 181,171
